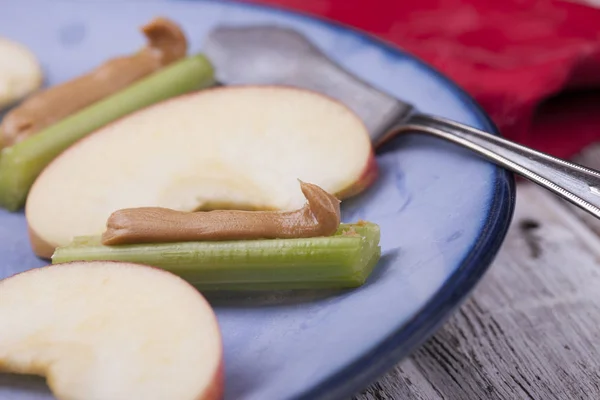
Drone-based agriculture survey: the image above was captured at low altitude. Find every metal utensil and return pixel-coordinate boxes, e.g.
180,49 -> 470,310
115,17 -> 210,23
203,25 -> 600,219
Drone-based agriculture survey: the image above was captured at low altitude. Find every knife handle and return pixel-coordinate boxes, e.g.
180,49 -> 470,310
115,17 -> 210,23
382,114 -> 600,219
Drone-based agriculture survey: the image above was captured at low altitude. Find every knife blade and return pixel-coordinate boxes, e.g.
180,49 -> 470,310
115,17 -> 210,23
201,25 -> 600,220
202,25 -> 412,145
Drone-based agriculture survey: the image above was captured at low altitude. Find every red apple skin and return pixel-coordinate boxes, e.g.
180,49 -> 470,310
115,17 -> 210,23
198,357 -> 224,400
28,225 -> 55,260
335,149 -> 378,200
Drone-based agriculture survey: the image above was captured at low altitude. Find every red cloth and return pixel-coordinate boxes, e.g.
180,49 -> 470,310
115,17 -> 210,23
245,0 -> 600,159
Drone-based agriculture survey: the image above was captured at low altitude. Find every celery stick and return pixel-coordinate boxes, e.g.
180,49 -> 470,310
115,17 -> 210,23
52,222 -> 382,291
0,54 -> 215,211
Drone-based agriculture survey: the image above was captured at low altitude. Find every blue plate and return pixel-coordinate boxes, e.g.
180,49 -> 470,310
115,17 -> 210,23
0,1 -> 515,399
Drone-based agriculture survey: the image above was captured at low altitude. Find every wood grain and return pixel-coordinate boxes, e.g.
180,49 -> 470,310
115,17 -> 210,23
356,182 -> 600,400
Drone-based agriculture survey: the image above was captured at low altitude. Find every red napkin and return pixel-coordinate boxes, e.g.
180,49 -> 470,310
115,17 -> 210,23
246,0 -> 600,159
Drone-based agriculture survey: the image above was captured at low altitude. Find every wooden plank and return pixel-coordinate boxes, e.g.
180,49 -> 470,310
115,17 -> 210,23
356,182 -> 600,399
356,360 -> 442,400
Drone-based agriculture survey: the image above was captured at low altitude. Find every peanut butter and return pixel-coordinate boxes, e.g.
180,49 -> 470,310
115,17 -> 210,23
101,181 -> 341,245
0,17 -> 187,147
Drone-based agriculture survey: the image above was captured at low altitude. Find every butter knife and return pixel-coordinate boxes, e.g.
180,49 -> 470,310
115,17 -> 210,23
203,25 -> 600,219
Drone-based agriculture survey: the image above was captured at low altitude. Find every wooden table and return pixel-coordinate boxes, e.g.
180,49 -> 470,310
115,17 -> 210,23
356,147 -> 600,400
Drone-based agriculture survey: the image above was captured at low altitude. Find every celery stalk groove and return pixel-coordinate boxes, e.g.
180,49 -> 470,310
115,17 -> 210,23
0,54 -> 215,211
52,223 -> 382,291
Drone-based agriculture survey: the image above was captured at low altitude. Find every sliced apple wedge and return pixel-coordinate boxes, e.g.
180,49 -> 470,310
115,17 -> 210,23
0,37 -> 43,120
26,85 -> 377,258
0,261 -> 223,400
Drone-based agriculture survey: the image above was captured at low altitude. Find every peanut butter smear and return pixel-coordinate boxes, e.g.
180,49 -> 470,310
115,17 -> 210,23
0,17 -> 188,147
101,181 -> 341,245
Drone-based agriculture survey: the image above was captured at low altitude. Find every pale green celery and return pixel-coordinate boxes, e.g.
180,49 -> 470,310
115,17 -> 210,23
0,54 -> 215,211
52,223 -> 382,291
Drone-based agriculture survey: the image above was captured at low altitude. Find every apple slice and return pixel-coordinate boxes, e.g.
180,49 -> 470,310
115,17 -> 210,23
0,261 -> 223,400
26,85 -> 377,258
0,37 -> 43,113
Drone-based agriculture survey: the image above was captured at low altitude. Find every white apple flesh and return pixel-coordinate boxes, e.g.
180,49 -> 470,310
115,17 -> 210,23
0,37 -> 43,112
0,261 -> 223,400
26,85 -> 377,258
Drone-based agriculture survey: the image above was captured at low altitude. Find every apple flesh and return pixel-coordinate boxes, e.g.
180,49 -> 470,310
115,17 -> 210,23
0,37 -> 43,113
26,85 -> 377,258
0,261 -> 223,400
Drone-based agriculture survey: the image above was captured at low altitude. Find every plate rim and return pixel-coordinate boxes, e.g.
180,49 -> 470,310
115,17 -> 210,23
201,0 -> 516,398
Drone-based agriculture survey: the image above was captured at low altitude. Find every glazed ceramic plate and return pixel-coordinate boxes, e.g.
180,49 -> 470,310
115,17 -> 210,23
0,1 -> 515,399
